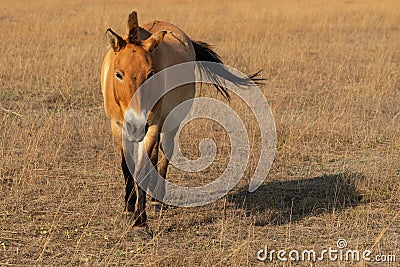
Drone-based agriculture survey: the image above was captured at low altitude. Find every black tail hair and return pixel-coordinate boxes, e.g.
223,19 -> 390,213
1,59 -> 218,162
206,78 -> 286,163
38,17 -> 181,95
192,40 -> 265,100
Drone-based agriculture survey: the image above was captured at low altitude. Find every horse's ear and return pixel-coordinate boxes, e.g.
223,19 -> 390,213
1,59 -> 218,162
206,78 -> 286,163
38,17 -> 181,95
127,11 -> 139,44
142,31 -> 168,53
106,28 -> 126,52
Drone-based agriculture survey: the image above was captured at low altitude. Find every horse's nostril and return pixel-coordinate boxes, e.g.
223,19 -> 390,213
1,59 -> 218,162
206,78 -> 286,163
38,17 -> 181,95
126,121 -> 136,135
144,123 -> 149,134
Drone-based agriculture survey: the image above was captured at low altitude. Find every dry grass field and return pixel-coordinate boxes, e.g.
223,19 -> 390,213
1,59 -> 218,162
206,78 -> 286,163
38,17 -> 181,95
1,0 -> 399,266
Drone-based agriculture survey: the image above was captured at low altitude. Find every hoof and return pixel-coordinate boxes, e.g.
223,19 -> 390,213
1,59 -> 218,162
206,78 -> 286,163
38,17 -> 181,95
150,199 -> 168,212
122,211 -> 147,226
151,197 -> 173,209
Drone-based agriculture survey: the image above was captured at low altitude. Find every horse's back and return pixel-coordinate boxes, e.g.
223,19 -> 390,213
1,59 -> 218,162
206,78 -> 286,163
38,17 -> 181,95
141,20 -> 196,130
141,20 -> 196,68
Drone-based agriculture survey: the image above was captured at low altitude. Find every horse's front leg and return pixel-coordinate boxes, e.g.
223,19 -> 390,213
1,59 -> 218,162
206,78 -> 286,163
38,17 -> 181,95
133,125 -> 160,226
113,121 -> 137,218
121,151 -> 136,213
156,127 -> 179,202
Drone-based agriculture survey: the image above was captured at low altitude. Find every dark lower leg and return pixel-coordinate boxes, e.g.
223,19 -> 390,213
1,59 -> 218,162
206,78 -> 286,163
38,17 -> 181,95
121,153 -> 136,212
133,186 -> 147,226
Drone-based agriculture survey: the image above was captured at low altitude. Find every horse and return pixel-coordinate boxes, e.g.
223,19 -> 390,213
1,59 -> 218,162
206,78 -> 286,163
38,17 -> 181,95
101,11 -> 260,226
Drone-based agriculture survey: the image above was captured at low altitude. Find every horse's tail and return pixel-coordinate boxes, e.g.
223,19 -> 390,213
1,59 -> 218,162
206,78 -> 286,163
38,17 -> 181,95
191,40 -> 264,100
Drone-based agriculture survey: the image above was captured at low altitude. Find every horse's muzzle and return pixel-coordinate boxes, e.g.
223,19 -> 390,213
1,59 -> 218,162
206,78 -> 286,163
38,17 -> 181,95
124,109 -> 148,142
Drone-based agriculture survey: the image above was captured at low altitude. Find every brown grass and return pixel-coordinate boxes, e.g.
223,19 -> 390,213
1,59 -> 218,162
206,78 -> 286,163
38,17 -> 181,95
1,0 -> 399,266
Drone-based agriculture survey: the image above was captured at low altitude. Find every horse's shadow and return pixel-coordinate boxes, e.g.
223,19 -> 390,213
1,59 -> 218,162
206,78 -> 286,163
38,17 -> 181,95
227,172 -> 363,226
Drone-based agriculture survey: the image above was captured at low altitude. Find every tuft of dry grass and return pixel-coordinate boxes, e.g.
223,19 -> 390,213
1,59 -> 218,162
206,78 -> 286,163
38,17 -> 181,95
1,0 -> 399,266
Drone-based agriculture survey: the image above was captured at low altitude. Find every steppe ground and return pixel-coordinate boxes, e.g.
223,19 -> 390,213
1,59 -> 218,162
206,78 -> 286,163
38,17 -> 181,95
0,0 -> 399,266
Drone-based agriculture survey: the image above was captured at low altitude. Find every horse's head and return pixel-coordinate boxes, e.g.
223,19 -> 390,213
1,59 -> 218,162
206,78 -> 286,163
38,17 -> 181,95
106,11 -> 167,142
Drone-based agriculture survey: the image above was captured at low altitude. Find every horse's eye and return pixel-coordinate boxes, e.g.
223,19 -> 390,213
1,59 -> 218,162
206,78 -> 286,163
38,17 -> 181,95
115,71 -> 124,81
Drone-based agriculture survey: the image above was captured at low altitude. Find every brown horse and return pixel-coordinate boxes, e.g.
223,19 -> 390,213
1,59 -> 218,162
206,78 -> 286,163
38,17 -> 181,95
101,11 -> 259,226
